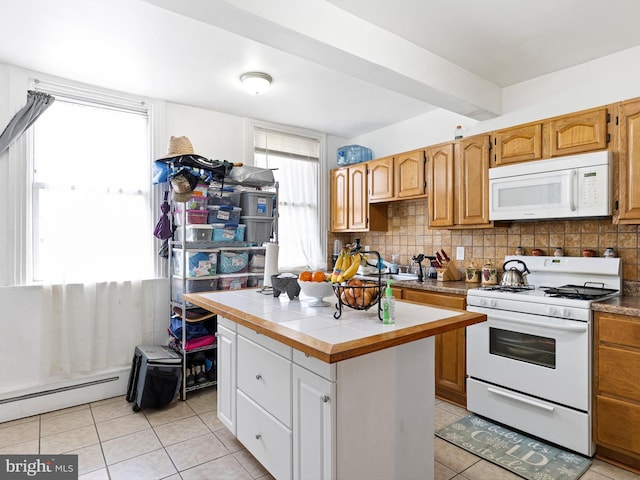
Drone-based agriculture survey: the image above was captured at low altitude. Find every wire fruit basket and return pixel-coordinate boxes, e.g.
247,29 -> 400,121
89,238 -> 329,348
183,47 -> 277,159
333,281 -> 384,310
332,248 -> 384,321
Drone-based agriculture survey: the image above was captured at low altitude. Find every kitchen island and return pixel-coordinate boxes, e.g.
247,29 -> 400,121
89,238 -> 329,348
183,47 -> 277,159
184,288 -> 485,480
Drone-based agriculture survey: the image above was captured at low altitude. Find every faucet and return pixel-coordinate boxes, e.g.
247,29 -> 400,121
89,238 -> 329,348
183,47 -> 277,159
411,254 -> 425,282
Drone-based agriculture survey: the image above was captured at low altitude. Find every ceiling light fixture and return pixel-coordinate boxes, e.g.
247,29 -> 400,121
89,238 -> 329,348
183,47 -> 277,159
240,71 -> 272,95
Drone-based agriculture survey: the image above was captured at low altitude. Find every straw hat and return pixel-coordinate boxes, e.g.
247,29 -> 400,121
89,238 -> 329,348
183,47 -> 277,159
158,136 -> 207,161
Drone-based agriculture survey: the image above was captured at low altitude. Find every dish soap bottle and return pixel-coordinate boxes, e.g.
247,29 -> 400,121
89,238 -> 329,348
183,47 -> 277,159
382,280 -> 395,325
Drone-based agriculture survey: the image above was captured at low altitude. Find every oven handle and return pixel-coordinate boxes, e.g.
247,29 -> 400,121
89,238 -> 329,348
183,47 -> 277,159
488,387 -> 555,412
489,313 -> 588,332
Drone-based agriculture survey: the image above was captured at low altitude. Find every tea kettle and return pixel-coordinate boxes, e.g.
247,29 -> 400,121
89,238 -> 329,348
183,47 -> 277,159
501,259 -> 530,287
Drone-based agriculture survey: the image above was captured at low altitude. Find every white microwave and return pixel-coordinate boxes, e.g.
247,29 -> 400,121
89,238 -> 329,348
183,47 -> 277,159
489,150 -> 611,221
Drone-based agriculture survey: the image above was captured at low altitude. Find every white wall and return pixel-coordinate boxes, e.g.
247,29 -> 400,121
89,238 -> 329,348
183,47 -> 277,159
164,103 -> 247,164
0,65 -> 9,283
349,44 -> 640,155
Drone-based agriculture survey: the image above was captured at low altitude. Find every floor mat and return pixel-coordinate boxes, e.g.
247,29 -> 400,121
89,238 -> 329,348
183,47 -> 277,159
436,414 -> 591,480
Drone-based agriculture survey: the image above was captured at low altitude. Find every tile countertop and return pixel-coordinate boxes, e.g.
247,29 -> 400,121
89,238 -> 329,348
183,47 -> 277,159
184,288 -> 486,363
389,277 -> 640,318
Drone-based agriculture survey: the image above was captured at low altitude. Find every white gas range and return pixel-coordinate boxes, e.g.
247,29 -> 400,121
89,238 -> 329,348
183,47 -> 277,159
466,255 -> 622,457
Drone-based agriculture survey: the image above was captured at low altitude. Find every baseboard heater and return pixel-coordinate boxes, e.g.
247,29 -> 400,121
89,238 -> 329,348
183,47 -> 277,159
0,376 -> 120,405
0,368 -> 130,423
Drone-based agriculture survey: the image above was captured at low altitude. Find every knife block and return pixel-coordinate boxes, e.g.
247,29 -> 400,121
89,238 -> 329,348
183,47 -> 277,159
436,261 -> 462,282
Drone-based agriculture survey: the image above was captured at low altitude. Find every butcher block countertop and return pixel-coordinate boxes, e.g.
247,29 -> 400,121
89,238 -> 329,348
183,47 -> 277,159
184,288 -> 486,363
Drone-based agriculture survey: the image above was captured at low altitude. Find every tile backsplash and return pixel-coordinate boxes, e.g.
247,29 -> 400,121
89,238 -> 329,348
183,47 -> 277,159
329,199 -> 640,289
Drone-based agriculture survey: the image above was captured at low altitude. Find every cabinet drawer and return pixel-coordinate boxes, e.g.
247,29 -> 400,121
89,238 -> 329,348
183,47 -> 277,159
238,324 -> 292,359
596,395 -> 640,455
217,315 -> 236,331
293,349 -> 336,381
598,314 -> 640,349
238,335 -> 292,427
237,390 -> 292,480
403,289 -> 465,309
598,345 -> 640,402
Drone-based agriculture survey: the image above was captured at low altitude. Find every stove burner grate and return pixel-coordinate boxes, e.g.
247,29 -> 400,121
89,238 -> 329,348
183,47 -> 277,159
477,285 -> 535,293
540,282 -> 618,300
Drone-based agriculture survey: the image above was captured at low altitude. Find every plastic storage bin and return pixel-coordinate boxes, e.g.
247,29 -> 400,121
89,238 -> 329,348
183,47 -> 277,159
174,208 -> 208,225
248,252 -> 265,272
184,195 -> 208,211
208,187 -> 241,208
337,145 -> 372,165
171,277 -> 219,303
173,249 -> 217,277
218,251 -> 249,273
240,191 -> 276,217
211,224 -> 246,242
174,224 -> 213,242
218,275 -> 248,290
207,205 -> 242,226
241,216 -> 273,244
247,277 -> 264,288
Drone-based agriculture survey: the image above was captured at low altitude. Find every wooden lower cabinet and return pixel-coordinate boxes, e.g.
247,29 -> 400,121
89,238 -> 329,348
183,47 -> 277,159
401,288 -> 467,407
594,311 -> 640,471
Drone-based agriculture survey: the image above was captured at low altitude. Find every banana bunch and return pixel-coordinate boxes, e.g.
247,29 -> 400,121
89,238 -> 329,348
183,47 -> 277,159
331,249 -> 364,283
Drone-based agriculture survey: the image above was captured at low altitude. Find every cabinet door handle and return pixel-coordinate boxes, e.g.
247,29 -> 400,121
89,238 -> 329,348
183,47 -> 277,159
255,434 -> 262,440
321,394 -> 330,403
255,374 -> 262,380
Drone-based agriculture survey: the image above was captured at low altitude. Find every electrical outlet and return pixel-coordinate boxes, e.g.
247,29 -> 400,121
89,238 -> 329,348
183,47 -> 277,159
456,246 -> 465,260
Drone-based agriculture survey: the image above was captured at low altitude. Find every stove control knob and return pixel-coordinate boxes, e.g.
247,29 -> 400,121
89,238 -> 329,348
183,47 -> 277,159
489,299 -> 497,308
561,308 -> 571,317
547,306 -> 558,316
477,298 -> 487,306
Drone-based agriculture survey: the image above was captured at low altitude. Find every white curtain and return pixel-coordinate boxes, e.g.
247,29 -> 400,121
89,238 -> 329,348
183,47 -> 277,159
270,157 -> 324,270
254,127 -> 325,271
39,280 -> 162,379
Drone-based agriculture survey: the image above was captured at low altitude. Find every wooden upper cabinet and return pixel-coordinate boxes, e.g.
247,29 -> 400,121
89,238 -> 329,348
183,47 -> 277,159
330,164 -> 388,232
550,107 -> 609,156
617,99 -> 640,223
395,149 -> 426,198
492,107 -> 610,167
348,164 -> 368,230
330,167 -> 348,231
456,135 -> 491,226
367,156 -> 394,202
427,143 -> 455,227
492,123 -> 542,166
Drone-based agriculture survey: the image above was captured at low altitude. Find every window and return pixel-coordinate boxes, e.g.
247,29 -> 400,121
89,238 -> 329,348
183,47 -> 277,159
31,85 -> 154,282
254,127 -> 325,271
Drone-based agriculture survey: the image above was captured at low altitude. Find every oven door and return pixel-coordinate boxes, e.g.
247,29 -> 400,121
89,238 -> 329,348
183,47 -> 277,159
466,305 -> 591,411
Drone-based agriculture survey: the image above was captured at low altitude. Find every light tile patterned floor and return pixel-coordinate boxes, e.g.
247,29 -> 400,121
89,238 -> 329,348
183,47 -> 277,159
0,390 -> 638,479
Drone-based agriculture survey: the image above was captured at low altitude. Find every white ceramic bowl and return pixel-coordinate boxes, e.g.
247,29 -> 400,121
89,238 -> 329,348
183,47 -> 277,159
297,280 -> 334,307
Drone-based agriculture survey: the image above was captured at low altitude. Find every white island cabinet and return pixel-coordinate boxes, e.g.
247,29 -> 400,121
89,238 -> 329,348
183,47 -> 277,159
215,322 -> 236,434
185,289 -> 485,480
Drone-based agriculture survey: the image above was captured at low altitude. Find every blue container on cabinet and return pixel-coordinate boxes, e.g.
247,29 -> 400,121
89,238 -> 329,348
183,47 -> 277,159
337,145 -> 372,166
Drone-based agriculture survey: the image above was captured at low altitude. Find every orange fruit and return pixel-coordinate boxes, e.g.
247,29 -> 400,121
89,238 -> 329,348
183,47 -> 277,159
312,271 -> 326,282
299,270 -> 312,281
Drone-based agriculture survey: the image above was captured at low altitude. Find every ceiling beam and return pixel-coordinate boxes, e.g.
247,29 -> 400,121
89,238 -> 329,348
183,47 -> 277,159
141,0 -> 501,120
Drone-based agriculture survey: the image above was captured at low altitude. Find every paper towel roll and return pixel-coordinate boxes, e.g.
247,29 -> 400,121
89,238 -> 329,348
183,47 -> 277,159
263,242 -> 279,287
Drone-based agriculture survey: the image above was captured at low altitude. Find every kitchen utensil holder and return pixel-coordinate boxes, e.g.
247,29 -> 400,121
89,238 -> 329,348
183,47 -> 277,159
436,261 -> 462,282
